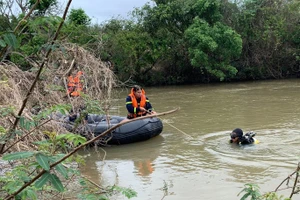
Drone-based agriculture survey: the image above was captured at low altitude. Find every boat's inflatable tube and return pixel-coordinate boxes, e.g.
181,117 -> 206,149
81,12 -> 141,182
59,114 -> 163,145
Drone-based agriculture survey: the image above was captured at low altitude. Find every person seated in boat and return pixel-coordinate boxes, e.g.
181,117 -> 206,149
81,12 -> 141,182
229,128 -> 259,145
69,106 -> 88,124
126,85 -> 156,119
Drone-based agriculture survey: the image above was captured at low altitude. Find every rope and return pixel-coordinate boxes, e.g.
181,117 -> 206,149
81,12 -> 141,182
161,118 -> 193,139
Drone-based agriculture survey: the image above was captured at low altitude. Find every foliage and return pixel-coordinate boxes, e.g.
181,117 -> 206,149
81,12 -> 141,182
0,113 -> 137,199
1,132 -> 83,198
3,15 -> 62,69
100,19 -> 158,83
0,1 -> 135,200
238,183 -> 291,200
185,18 -> 242,81
226,0 -> 300,80
107,185 -> 137,199
261,192 -> 291,200
0,15 -> 12,32
77,179 -> 137,200
0,32 -> 19,49
68,8 -> 91,26
96,0 -> 300,85
28,0 -> 58,16
103,0 -> 243,84
0,0 -> 300,199
238,184 -> 262,200
160,180 -> 173,200
1,0 -> 300,84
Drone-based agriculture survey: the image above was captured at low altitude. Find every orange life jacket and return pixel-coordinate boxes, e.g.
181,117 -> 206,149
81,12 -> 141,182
128,88 -> 146,118
67,71 -> 84,97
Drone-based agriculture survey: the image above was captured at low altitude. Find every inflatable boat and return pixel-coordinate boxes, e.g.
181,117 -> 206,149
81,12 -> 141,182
59,114 -> 163,145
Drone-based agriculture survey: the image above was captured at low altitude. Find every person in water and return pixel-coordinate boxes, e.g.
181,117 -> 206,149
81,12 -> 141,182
126,85 -> 156,119
230,128 -> 258,144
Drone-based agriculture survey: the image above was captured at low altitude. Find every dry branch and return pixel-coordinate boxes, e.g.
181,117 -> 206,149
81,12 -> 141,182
4,108 -> 178,200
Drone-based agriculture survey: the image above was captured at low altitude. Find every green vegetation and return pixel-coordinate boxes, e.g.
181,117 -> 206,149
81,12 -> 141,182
1,0 -> 299,85
238,184 -> 290,200
0,0 -> 299,199
0,129 -> 138,199
238,162 -> 300,200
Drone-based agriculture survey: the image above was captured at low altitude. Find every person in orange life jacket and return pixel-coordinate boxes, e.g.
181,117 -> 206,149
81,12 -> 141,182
126,85 -> 156,119
67,71 -> 87,122
67,71 -> 84,97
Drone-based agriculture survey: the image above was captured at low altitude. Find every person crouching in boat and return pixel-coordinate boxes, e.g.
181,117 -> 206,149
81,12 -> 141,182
126,85 -> 156,119
230,128 -> 259,145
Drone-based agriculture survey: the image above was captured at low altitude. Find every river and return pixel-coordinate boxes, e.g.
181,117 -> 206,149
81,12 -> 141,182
80,79 -> 300,200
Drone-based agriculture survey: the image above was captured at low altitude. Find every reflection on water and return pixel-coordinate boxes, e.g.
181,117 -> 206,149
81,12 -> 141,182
80,79 -> 300,200
79,135 -> 164,183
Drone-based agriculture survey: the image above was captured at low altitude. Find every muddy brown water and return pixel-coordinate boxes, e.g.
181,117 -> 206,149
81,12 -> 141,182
79,79 -> 300,200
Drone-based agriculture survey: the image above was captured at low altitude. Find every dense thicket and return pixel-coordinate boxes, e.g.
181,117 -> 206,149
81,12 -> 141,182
0,0 -> 299,85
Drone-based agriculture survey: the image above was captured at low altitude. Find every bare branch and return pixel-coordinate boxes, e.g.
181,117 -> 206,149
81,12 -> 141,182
4,108 -> 178,199
0,0 -> 72,154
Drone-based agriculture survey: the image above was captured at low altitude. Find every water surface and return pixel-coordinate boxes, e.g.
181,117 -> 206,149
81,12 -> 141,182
80,79 -> 300,200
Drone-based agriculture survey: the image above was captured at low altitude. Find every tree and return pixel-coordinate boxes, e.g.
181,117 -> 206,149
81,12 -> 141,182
184,18 -> 242,81
28,0 -> 58,16
130,0 -> 242,83
226,0 -> 300,80
68,8 -> 91,26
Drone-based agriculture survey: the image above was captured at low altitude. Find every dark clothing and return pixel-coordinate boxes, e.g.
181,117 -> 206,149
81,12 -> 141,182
230,130 -> 256,145
230,134 -> 255,145
126,95 -> 153,119
239,136 -> 255,144
69,113 -> 88,122
69,107 -> 88,122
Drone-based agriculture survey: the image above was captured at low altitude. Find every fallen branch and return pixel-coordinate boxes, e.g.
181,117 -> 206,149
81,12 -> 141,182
4,108 -> 178,199
0,0 -> 73,154
2,119 -> 52,154
274,162 -> 300,199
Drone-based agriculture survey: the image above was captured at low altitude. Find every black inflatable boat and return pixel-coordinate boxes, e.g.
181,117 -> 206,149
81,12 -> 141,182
59,114 -> 163,145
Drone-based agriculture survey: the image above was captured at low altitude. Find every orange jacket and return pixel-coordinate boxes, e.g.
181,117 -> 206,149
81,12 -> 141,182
127,88 -> 147,118
67,71 -> 84,97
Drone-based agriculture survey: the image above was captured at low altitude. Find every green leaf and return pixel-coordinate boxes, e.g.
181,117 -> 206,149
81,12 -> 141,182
55,133 -> 67,140
19,116 -> 25,128
240,193 -> 250,200
25,189 -> 37,200
3,32 -> 19,49
2,151 -> 35,161
122,187 -> 137,198
110,186 -> 137,198
35,153 -> 50,171
0,125 -> 6,134
0,39 -> 6,47
35,172 -> 51,188
14,130 -> 23,136
33,140 -> 50,145
55,164 -> 68,178
58,107 -> 68,115
25,121 -> 30,130
74,136 -> 86,146
49,174 -> 64,192
26,121 -> 36,130
0,107 -> 14,117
